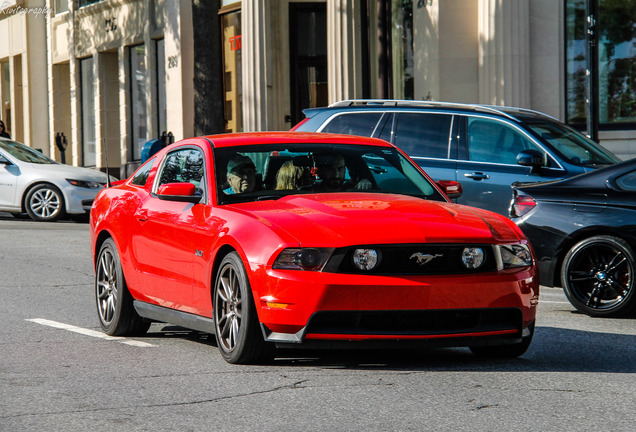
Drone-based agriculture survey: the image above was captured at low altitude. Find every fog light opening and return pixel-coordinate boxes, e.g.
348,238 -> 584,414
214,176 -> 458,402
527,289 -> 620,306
462,247 -> 485,269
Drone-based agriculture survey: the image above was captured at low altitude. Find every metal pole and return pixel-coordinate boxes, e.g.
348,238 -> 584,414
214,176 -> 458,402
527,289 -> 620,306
585,0 -> 599,143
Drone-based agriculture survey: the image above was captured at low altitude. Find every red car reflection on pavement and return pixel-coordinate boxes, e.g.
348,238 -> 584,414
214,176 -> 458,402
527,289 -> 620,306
90,132 -> 539,364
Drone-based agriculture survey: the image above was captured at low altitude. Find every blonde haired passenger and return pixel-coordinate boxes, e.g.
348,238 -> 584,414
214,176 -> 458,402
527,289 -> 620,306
275,160 -> 310,190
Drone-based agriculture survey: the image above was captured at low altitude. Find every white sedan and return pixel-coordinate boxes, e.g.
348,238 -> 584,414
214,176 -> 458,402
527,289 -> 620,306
0,138 -> 112,221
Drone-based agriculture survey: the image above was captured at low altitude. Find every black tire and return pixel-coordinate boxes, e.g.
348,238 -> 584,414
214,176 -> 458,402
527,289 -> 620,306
25,183 -> 66,222
561,235 -> 636,317
95,238 -> 150,336
213,252 -> 274,364
469,322 -> 534,359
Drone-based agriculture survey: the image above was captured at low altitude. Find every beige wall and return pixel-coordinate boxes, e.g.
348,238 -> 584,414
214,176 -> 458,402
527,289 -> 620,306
3,0 -> 632,168
0,0 -> 49,153
45,0 -> 195,173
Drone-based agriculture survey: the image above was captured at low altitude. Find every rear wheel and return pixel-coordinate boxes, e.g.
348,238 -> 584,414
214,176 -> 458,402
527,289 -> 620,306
95,238 -> 149,336
25,184 -> 65,222
213,252 -> 274,364
561,235 -> 636,317
469,322 -> 534,358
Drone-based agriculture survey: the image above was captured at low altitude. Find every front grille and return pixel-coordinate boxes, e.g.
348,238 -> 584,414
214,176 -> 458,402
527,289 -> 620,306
305,308 -> 521,336
328,244 -> 497,275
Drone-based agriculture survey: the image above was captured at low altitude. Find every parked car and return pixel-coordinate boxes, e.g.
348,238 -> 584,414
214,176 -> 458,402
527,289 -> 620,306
510,158 -> 636,317
90,131 -> 539,364
292,99 -> 621,216
0,138 -> 111,221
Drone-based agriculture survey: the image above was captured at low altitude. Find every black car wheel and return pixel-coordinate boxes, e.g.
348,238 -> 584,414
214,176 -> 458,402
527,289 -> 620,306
561,235 -> 636,317
213,252 -> 274,364
25,184 -> 65,222
95,238 -> 150,336
469,322 -> 534,358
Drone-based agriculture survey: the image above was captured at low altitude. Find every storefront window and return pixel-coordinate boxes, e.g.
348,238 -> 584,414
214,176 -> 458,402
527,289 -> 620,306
1,62 -> 10,134
80,57 -> 96,167
221,9 -> 243,133
79,0 -> 103,7
566,0 -> 636,126
130,44 -> 147,161
289,3 -> 328,125
391,0 -> 414,100
54,0 -> 69,14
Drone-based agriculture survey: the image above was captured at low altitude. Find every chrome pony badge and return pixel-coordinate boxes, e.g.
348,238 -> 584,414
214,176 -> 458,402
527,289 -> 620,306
410,252 -> 443,266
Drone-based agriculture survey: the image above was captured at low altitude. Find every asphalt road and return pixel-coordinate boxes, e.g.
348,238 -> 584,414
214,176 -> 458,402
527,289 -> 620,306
1,215 -> 635,431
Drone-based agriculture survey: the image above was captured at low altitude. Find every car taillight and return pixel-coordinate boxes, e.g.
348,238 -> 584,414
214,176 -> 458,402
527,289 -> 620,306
512,194 -> 536,217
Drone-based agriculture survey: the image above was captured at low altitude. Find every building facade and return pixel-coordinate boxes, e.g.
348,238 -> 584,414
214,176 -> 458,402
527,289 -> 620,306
0,0 -> 635,178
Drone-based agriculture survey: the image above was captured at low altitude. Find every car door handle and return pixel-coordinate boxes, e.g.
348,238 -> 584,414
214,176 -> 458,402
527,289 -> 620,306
464,172 -> 490,180
135,209 -> 148,222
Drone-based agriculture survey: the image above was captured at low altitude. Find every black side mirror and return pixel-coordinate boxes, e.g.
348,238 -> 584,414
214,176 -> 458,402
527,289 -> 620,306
517,150 -> 544,174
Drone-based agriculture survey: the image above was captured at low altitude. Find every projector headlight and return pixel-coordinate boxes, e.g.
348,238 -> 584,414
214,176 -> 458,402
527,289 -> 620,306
461,247 -> 485,269
352,248 -> 380,271
497,244 -> 533,269
273,248 -> 332,271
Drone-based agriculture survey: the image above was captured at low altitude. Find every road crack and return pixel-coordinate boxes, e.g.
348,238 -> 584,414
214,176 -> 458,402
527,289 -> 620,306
0,380 -> 309,419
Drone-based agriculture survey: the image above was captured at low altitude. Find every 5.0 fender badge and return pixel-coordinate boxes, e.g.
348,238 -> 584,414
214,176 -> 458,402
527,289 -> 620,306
410,252 -> 443,265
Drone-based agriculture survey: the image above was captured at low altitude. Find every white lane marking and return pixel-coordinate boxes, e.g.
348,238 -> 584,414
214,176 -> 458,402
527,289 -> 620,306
26,318 -> 155,347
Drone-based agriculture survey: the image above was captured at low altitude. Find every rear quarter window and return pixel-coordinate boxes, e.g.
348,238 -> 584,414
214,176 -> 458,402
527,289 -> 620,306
131,158 -> 155,186
320,113 -> 383,136
616,170 -> 636,191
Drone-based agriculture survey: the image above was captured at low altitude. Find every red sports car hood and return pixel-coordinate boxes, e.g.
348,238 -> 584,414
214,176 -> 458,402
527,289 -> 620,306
229,193 -> 522,246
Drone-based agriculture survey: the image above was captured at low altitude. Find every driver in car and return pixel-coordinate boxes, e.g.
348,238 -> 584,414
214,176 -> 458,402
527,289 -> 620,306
313,153 -> 372,192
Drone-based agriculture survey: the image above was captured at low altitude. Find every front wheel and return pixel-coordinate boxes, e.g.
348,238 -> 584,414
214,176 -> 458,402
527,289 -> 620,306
213,252 -> 274,364
25,184 -> 65,222
561,235 -> 636,317
95,238 -> 149,336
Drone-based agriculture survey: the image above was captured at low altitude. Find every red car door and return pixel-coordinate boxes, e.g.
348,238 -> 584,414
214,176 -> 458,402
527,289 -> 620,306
130,146 -> 206,313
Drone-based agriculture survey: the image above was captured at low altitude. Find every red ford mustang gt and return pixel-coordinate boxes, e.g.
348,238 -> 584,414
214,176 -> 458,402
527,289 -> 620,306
90,132 -> 539,364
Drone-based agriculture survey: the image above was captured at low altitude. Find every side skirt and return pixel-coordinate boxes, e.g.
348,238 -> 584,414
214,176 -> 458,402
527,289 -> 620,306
133,301 -> 216,334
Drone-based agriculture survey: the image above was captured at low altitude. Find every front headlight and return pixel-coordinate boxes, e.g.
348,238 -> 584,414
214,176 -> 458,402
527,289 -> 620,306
496,244 -> 533,270
67,179 -> 103,189
273,248 -> 333,271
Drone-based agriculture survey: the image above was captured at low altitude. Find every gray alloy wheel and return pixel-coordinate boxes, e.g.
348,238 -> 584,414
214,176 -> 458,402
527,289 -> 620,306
95,238 -> 149,336
213,252 -> 274,364
25,184 -> 65,222
561,235 -> 636,317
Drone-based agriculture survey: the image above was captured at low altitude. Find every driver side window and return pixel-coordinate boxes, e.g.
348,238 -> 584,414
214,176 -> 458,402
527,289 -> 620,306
158,148 -> 206,195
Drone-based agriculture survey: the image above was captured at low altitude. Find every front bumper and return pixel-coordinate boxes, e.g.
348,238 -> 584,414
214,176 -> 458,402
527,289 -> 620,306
253,266 -> 539,347
61,184 -> 103,214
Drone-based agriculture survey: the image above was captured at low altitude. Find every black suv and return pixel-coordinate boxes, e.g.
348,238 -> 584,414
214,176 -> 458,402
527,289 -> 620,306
292,100 -> 620,215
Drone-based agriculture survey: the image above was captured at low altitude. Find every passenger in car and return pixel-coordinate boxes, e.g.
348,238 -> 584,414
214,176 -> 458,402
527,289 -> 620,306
313,153 -> 372,192
275,160 -> 311,190
224,154 -> 257,194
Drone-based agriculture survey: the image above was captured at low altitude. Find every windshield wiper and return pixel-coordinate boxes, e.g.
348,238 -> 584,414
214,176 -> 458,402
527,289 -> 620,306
255,195 -> 284,201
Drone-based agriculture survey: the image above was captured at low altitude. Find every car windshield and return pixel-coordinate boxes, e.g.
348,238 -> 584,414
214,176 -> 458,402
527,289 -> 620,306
0,139 -> 57,164
215,143 -> 445,204
523,118 -> 620,166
